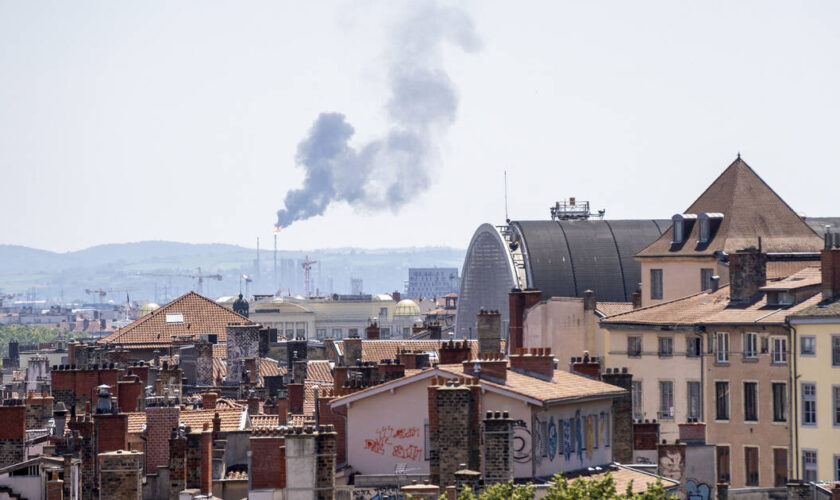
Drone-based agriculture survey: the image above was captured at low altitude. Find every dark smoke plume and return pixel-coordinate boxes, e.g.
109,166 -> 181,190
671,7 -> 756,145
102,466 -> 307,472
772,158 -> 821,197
275,2 -> 480,229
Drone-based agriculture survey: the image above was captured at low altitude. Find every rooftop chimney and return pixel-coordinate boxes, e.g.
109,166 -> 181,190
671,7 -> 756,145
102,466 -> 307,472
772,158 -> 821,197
822,231 -> 840,301
477,309 -> 502,354
510,347 -> 556,380
508,289 -> 542,353
729,247 -> 766,303
462,353 -> 507,383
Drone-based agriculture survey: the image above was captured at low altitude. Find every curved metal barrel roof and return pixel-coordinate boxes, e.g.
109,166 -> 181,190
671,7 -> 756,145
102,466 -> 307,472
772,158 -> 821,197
513,219 -> 667,302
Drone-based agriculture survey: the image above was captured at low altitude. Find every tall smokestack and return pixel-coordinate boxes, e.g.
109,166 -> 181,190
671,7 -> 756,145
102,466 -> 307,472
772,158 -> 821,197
275,2 -> 481,229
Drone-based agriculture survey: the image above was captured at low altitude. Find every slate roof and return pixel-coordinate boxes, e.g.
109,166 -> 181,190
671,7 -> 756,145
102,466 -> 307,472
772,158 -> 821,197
99,291 -> 253,348
637,157 -> 823,258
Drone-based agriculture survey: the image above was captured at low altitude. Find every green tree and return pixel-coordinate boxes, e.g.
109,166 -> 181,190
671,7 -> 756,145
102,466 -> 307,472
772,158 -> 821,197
543,472 -> 676,500
0,324 -> 86,360
479,481 -> 535,500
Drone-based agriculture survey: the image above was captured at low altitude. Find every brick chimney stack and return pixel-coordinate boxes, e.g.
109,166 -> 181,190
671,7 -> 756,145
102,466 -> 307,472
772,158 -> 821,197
249,427 -> 287,490
729,246 -> 767,303
483,411 -> 514,484
570,352 -> 600,379
601,367 -> 633,464
201,391 -> 219,410
508,289 -> 542,353
365,321 -> 380,340
510,347 -> 556,380
822,232 -> 840,300
462,353 -> 507,383
439,339 -> 472,365
288,383 -> 305,415
427,378 -> 481,487
342,337 -> 363,367
477,309 -> 502,354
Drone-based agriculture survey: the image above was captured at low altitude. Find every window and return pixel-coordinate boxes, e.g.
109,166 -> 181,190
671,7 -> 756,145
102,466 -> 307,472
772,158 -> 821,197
348,328 -> 359,337
632,381 -> 643,419
658,337 -> 673,357
801,336 -> 816,356
744,332 -> 758,359
331,328 -> 343,338
835,455 -> 840,481
659,381 -> 674,419
701,268 -> 715,291
650,269 -> 663,300
803,450 -> 818,482
673,219 -> 684,244
379,307 -> 388,321
316,328 -> 327,339
716,332 -> 729,363
716,381 -> 730,420
772,383 -> 787,422
699,218 -> 710,243
774,449 -> 788,487
744,382 -> 758,422
687,381 -> 702,420
627,336 -> 642,357
745,447 -> 759,486
424,420 -> 430,460
604,413 -> 610,448
687,336 -> 702,357
833,336 -> 840,366
717,446 -> 731,483
834,386 -> 840,426
802,382 -> 817,426
380,327 -> 391,339
772,337 -> 787,364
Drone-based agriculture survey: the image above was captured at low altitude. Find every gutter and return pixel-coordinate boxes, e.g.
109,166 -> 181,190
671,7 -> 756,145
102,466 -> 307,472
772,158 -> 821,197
785,318 -> 799,482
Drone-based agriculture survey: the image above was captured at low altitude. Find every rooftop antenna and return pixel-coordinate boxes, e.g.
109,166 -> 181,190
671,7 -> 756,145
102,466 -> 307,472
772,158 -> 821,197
504,170 -> 510,223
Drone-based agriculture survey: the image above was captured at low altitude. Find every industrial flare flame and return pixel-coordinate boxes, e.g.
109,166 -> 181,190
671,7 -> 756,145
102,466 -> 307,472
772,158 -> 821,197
273,225 -> 283,234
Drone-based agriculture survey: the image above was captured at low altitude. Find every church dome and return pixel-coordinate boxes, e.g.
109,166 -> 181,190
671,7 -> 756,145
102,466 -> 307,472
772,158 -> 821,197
394,299 -> 420,316
138,303 -> 160,317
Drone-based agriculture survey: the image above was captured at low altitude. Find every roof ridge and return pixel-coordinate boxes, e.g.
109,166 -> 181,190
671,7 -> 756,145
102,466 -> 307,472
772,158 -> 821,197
100,291 -> 199,343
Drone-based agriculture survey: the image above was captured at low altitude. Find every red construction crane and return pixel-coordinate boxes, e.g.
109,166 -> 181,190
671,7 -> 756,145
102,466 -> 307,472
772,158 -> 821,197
134,267 -> 222,295
301,256 -> 318,298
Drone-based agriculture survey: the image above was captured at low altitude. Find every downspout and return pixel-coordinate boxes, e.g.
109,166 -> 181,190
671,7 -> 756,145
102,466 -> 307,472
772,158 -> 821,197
786,319 -> 798,481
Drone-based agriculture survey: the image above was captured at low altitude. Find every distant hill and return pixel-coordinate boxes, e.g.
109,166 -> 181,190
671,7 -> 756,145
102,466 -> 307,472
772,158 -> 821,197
0,241 -> 466,304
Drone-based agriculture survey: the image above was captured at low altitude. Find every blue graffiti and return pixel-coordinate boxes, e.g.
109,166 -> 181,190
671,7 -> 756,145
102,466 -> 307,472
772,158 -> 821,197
575,410 -> 583,461
563,419 -> 571,461
547,417 -> 557,461
685,479 -> 711,500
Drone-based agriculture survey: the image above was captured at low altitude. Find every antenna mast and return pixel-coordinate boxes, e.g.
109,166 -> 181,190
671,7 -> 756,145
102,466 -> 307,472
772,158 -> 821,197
504,170 -> 509,222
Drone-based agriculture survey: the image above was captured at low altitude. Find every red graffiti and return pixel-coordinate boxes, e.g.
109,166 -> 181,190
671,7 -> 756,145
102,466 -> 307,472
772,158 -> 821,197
392,444 -> 422,460
362,426 -> 422,460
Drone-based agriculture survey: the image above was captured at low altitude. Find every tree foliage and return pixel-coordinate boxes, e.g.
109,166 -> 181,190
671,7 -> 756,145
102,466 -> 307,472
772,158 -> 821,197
0,325 -> 83,360
432,473 -> 675,500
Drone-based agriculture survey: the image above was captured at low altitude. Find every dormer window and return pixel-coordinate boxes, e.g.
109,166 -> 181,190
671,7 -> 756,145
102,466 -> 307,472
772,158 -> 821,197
671,214 -> 697,244
698,213 -> 724,244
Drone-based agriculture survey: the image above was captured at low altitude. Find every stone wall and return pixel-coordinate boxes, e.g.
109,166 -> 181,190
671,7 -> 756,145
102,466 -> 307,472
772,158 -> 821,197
226,325 -> 260,384
194,341 -> 214,386
315,426 -> 337,500
169,432 -> 186,500
477,310 -> 502,354
99,450 -> 143,499
24,393 -> 54,430
0,405 -> 26,468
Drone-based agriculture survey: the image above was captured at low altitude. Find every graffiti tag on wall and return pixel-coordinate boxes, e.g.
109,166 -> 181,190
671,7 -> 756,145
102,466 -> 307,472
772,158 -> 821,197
363,425 -> 422,461
533,410 -> 611,466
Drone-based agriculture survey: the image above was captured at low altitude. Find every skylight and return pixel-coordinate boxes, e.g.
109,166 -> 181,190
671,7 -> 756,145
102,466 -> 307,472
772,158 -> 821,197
165,313 -> 184,324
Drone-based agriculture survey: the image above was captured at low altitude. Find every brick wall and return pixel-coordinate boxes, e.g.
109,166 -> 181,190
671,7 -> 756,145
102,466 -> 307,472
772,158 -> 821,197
95,413 -> 128,453
145,406 -> 180,473
439,340 -> 472,365
46,473 -> 63,500
316,426 -> 336,500
822,248 -> 840,300
117,378 -> 143,413
477,310 -> 502,354
169,432 -> 187,499
288,383 -> 304,415
633,422 -> 660,451
0,405 -> 25,468
430,381 -> 481,487
318,396 -> 346,465
67,416 -> 96,498
508,288 -> 542,352
483,411 -> 513,484
250,428 -> 286,490
462,355 -> 507,382
24,393 -> 54,430
99,450 -> 143,500
601,370 -> 633,463
342,337 -> 362,366
200,428 -> 212,495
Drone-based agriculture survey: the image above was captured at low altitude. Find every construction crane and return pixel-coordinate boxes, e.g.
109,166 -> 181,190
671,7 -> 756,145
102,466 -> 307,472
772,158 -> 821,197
301,256 -> 318,298
135,267 -> 222,295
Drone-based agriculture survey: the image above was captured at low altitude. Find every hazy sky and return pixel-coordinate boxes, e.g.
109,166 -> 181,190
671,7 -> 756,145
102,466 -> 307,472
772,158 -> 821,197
2,1 -> 839,253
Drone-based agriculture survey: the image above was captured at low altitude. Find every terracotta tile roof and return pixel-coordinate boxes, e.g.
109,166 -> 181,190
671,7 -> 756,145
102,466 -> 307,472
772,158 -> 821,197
436,364 -> 625,403
127,412 -> 145,434
332,364 -> 625,407
601,282 -> 822,326
215,398 -> 244,410
250,414 -> 280,428
289,414 -> 313,426
568,465 -> 678,493
306,360 -> 333,383
212,344 -> 228,359
596,302 -> 634,318
211,357 -> 283,386
98,291 -> 253,347
335,339 -> 504,364
636,158 -> 822,258
789,297 -> 840,319
179,408 -> 245,432
767,260 -> 820,280
760,266 -> 821,291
